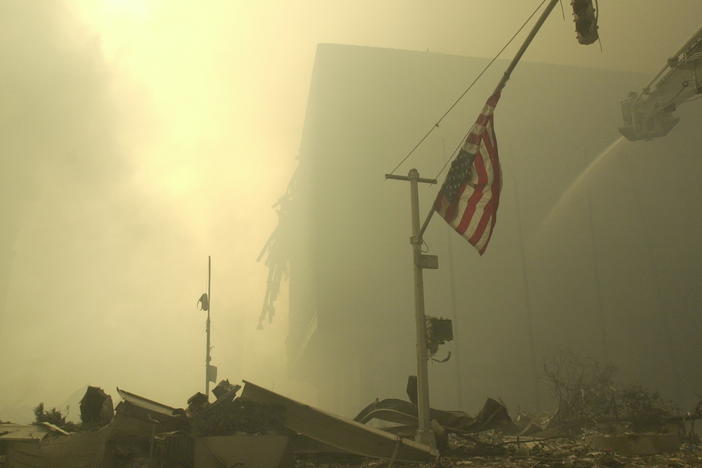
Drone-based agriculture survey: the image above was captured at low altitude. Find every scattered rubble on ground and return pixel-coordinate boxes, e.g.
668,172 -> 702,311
1,364 -> 701,467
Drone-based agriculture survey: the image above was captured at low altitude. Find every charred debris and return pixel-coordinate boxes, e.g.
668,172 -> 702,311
1,359 -> 701,468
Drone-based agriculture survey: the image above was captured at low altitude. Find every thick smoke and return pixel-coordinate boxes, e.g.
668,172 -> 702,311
0,1 -> 201,421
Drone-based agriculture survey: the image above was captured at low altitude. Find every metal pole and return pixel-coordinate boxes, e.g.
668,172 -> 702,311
408,169 -> 435,448
206,255 -> 211,398
494,0 -> 559,93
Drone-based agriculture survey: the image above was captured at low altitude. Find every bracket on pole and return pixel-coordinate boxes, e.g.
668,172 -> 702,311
416,254 -> 439,270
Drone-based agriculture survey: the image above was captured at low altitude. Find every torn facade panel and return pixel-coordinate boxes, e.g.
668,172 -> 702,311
240,380 -> 437,463
114,388 -> 188,433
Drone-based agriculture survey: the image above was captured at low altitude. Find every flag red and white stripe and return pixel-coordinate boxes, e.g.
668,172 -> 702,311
434,92 -> 502,255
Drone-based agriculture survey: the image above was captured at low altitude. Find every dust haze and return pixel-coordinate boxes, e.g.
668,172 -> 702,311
1,0 -> 701,425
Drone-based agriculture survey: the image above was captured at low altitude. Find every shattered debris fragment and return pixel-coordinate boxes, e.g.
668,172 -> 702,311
241,380 -> 438,463
212,379 -> 241,401
355,395 -> 515,435
79,386 -> 113,427
186,392 -> 209,418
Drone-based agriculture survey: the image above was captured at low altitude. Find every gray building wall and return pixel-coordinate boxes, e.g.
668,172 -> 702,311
286,43 -> 702,418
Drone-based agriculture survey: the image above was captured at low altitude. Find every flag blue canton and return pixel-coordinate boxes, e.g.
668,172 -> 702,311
441,148 -> 475,205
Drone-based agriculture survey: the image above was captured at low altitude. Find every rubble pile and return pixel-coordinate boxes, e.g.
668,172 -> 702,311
0,371 -> 700,468
294,364 -> 702,468
0,381 -> 289,468
294,434 -> 702,468
190,396 -> 286,436
435,432 -> 702,467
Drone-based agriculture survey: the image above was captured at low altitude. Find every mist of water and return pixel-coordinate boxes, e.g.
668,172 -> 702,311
542,136 -> 626,227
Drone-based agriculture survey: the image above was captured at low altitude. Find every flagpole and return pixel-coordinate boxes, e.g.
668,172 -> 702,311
417,0 -> 559,242
494,0 -> 560,93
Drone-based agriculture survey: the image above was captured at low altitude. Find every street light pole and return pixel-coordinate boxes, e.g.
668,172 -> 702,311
385,169 -> 438,448
381,0 -> 561,448
409,169 -> 434,448
205,256 -> 212,397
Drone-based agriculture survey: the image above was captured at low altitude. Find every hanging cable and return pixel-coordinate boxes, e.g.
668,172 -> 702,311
387,0 -> 549,175
434,130 -> 465,180
433,134 -> 457,190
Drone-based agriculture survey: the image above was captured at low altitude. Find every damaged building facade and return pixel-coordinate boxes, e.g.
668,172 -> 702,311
282,44 -> 702,417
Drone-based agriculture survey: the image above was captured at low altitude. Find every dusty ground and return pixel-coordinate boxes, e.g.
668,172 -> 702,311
295,436 -> 702,468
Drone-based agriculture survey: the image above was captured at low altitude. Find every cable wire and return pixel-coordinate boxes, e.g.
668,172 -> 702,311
432,0 -> 552,181
388,0 -> 549,175
434,123 -> 468,180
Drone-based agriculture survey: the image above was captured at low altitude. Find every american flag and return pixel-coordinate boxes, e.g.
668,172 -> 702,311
434,92 -> 502,255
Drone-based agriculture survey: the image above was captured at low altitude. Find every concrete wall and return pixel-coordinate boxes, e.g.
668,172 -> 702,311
286,44 -> 702,417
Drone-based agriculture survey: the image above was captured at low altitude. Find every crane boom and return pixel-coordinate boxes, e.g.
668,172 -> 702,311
619,25 -> 702,141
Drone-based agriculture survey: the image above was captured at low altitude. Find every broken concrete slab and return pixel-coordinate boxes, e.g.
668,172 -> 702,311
240,380 -> 437,463
194,434 -> 291,468
0,422 -> 68,442
115,387 -> 188,432
7,389 -> 192,467
5,426 -> 110,468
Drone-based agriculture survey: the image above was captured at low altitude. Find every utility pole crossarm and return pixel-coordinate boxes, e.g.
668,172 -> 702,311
385,173 -> 437,184
386,173 -> 438,245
